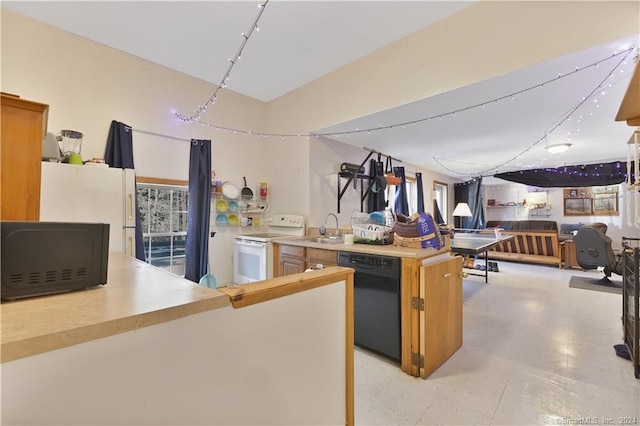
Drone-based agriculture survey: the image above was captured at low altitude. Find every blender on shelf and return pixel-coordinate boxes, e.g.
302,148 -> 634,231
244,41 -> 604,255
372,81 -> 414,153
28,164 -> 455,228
57,130 -> 83,164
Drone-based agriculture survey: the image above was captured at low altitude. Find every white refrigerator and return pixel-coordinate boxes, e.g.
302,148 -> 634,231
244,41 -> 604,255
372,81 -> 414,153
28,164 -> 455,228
40,161 -> 137,256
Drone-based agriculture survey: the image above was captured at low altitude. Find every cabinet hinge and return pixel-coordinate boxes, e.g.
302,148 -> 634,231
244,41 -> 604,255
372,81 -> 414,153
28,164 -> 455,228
412,296 -> 425,311
411,352 -> 425,368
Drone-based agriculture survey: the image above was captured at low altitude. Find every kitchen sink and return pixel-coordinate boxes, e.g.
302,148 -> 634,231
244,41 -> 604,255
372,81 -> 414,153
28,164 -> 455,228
300,236 -> 345,245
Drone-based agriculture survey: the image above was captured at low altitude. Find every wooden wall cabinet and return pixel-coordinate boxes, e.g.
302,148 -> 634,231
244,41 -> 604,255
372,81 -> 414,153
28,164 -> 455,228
1,93 -> 49,220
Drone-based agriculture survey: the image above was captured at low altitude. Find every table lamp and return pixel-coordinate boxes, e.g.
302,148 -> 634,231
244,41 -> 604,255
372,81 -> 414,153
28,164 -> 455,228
452,202 -> 472,229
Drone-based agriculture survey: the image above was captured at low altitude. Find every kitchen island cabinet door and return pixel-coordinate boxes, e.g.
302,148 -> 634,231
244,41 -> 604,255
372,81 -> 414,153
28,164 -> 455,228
419,256 -> 463,378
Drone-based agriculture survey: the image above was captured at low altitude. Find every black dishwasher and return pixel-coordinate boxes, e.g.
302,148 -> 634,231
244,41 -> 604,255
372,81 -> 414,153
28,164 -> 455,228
338,251 -> 401,361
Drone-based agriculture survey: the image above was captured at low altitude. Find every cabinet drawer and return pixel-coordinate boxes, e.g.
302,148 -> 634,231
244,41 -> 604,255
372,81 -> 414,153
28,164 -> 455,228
280,244 -> 305,258
307,248 -> 337,266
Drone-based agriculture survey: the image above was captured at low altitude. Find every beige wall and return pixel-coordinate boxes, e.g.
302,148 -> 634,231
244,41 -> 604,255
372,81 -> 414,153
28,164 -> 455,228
1,9 -> 268,183
267,1 -> 639,133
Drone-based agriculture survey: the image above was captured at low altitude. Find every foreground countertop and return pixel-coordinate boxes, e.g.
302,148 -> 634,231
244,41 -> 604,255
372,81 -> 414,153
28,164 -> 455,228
277,236 -> 451,260
1,252 -> 230,363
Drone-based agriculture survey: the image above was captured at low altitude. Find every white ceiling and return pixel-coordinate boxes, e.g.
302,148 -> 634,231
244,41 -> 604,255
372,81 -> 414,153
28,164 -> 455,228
3,1 -> 639,180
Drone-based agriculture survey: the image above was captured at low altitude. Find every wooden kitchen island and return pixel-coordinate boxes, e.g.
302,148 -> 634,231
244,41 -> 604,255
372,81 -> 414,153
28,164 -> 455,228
274,237 -> 463,379
1,252 -> 354,425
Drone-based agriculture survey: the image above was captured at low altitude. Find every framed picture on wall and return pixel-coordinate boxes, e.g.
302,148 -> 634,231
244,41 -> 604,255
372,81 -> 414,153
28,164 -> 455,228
592,192 -> 619,215
564,197 -> 592,216
592,185 -> 617,193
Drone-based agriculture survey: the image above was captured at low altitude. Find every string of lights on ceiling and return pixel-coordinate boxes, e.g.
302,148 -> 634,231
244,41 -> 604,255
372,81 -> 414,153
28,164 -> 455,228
171,4 -> 635,176
183,45 -> 634,146
175,1 -> 269,123
433,47 -> 635,177
539,67 -> 632,154
518,162 -> 626,179
554,167 -> 626,178
317,49 -> 635,138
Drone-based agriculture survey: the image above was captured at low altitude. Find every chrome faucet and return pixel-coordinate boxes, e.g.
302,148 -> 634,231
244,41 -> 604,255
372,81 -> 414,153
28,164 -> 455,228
324,213 -> 340,237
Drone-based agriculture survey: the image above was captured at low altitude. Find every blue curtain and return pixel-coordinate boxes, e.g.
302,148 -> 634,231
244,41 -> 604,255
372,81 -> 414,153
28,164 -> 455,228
415,172 -> 425,213
185,139 -> 212,283
367,159 -> 386,213
393,166 -> 408,215
434,200 -> 445,224
454,177 -> 485,229
104,120 -> 145,261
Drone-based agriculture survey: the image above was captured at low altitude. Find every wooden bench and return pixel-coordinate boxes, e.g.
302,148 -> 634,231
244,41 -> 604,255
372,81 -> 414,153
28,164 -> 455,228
487,230 -> 561,268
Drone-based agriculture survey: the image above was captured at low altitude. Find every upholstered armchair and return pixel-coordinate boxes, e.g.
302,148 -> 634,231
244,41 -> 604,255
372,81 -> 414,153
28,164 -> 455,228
572,223 -> 623,277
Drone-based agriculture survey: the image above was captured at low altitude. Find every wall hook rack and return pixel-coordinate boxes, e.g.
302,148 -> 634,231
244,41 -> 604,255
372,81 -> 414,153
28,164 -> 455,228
336,147 -> 402,213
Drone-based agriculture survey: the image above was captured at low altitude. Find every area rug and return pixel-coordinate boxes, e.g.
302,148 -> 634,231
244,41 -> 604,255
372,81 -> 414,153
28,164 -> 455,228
569,275 -> 622,295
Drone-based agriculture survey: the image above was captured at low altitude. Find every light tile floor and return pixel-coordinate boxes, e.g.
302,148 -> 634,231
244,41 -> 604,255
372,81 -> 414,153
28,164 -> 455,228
355,261 -> 640,425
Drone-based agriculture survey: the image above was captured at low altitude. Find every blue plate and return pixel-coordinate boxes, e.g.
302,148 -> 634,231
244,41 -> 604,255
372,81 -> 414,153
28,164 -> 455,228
215,214 -> 228,226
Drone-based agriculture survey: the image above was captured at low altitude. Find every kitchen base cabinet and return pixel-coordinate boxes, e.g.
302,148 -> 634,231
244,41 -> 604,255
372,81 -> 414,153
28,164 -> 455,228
400,254 -> 462,378
276,245 -> 338,276
278,244 -> 306,276
274,241 -> 461,379
307,247 -> 337,269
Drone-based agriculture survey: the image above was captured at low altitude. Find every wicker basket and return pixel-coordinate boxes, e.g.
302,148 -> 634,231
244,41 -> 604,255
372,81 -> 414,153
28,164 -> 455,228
393,233 -> 440,249
394,221 -> 420,238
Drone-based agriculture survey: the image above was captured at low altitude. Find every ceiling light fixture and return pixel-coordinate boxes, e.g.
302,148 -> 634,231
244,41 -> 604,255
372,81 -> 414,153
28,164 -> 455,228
545,143 -> 572,154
